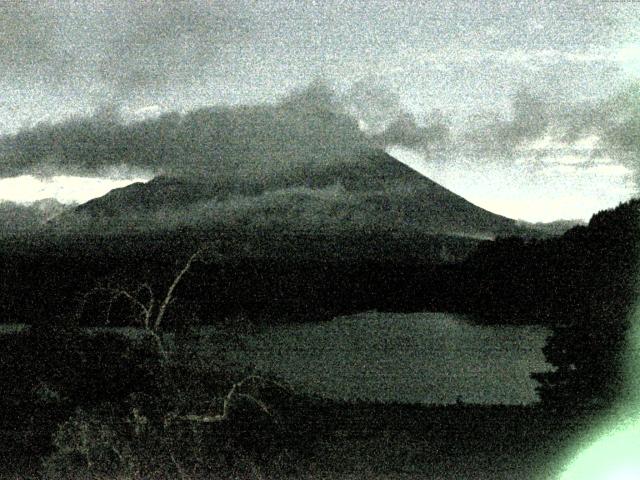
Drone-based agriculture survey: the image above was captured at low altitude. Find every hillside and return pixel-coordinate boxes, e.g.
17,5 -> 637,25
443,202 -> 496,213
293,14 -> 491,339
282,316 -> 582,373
1,150 -> 541,326
53,150 -> 523,240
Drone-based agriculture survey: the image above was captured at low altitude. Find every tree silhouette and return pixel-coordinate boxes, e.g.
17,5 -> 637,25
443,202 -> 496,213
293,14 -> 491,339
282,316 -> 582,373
532,199 -> 640,412
79,250 -> 202,362
77,244 -> 290,428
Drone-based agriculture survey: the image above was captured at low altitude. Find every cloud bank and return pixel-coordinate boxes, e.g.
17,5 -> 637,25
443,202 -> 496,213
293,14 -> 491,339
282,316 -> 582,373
0,78 -> 637,226
0,80 -> 453,184
1,1 -> 636,136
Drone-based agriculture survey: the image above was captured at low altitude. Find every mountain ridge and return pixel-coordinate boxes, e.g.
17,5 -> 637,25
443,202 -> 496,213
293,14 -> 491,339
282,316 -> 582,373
54,150 -> 524,240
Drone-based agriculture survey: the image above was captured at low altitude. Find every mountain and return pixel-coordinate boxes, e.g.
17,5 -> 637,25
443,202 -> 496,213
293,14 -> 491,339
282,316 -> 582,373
0,198 -> 70,234
2,150 -> 542,325
73,176 -> 219,217
53,150 -> 523,240
522,219 -> 586,236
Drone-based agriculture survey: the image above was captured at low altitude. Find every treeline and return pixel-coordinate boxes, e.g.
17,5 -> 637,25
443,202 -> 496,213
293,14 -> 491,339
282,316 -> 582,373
0,228 -> 479,326
450,200 -> 638,325
453,199 -> 640,411
2,198 -> 636,330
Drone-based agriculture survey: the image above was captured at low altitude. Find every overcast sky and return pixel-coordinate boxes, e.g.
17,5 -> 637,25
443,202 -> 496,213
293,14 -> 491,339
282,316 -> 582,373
1,0 -> 639,221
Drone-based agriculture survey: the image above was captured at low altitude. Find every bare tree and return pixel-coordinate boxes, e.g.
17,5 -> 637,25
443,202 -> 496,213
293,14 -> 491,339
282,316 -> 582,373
78,245 -> 291,426
78,250 -> 201,362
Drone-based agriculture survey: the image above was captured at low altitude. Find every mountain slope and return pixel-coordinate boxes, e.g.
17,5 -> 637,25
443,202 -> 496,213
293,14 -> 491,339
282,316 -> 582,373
1,199 -> 70,234
3,151 -> 537,325
54,150 -> 521,239
73,176 -> 219,216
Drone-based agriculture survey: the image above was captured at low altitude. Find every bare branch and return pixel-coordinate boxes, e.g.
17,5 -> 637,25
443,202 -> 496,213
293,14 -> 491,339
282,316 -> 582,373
235,393 -> 273,417
134,282 -> 156,328
170,375 -> 290,425
78,285 -> 153,326
154,251 -> 201,331
178,413 -> 225,424
107,289 -> 151,324
146,328 -> 169,364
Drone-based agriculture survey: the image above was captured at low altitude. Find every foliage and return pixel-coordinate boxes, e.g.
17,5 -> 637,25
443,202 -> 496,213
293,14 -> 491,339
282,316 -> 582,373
0,307 -> 307,478
442,199 -> 640,412
0,228 -> 480,326
532,199 -> 640,412
0,324 -> 160,455
35,366 -> 302,479
42,407 -> 136,478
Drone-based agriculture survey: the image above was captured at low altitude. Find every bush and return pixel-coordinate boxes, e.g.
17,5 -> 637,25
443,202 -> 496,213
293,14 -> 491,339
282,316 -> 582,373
0,325 -> 161,454
1,322 -> 308,478
42,407 -> 136,478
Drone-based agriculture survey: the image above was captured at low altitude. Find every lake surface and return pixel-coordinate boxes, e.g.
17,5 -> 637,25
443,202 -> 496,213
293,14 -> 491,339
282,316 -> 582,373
2,313 -> 551,405
230,312 -> 551,405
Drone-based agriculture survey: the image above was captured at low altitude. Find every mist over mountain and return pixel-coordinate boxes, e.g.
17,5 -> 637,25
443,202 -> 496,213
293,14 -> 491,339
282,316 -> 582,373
1,78 -> 637,227
51,150 -> 521,240
1,80 -> 533,246
522,219 -> 586,236
0,199 -> 69,233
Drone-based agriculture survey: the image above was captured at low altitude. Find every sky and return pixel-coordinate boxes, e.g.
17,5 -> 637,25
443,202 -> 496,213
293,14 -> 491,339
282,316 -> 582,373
0,0 -> 639,222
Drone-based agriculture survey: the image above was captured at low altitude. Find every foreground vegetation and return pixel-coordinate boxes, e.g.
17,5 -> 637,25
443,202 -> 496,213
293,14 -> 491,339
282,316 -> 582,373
0,199 -> 638,478
0,323 -> 587,479
0,323 -> 306,479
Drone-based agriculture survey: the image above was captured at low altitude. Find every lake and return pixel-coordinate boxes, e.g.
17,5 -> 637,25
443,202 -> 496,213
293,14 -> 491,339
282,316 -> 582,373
1,312 -> 551,405
224,311 -> 551,405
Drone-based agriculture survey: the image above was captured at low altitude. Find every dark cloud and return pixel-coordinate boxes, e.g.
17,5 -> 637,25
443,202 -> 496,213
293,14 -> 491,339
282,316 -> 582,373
0,77 -> 454,185
343,79 -> 404,131
463,89 -> 552,155
90,1 -> 249,98
435,80 -> 639,197
0,82 -> 373,185
1,0 -> 635,133
0,0 -> 248,101
3,78 -> 639,183
592,83 -> 640,157
508,90 -> 551,143
518,81 -> 640,169
371,112 -> 450,152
